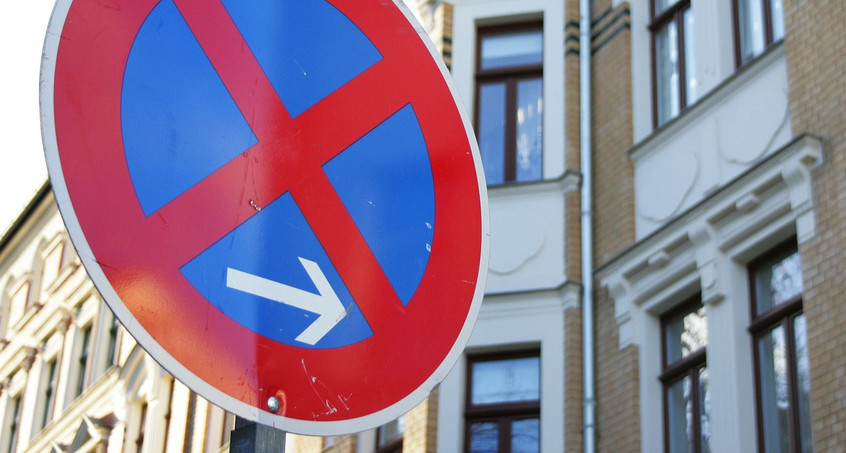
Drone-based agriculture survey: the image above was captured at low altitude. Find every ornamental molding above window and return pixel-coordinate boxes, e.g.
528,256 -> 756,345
598,134 -> 822,349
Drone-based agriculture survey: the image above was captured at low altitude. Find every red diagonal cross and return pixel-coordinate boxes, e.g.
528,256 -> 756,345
144,0 -> 432,328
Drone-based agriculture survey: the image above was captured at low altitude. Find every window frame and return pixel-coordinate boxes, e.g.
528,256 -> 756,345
464,349 -> 541,453
748,239 -> 810,453
3,392 -> 23,453
375,416 -> 404,453
659,297 -> 709,453
33,356 -> 59,435
71,323 -> 93,400
649,0 -> 693,128
474,21 -> 544,186
731,0 -> 784,68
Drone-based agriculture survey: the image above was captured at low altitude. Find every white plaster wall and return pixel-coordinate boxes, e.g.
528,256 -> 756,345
486,181 -> 568,294
632,49 -> 792,238
437,289 -> 574,453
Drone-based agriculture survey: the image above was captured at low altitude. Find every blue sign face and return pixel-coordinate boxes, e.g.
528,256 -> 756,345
122,0 -> 435,349
123,0 -> 383,216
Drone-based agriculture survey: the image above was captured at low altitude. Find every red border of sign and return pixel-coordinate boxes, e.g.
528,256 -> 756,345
42,0 -> 488,434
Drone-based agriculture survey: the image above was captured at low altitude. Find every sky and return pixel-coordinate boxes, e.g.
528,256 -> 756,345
0,1 -> 55,235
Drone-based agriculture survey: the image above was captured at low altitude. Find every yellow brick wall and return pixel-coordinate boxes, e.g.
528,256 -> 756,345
403,391 -> 438,453
782,0 -> 846,450
587,1 -> 641,452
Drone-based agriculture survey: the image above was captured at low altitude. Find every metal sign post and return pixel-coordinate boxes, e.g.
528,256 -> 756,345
230,417 -> 287,453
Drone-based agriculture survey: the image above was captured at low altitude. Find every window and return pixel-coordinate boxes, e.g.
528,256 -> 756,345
7,280 -> 31,328
97,306 -> 120,376
650,0 -> 696,127
33,357 -> 59,435
475,24 -> 543,185
182,392 -> 198,452
660,299 -> 710,453
72,324 -> 93,399
2,393 -> 22,453
749,242 -> 812,453
465,351 -> 540,453
733,0 -> 785,66
41,240 -> 65,290
134,403 -> 148,453
376,415 -> 405,453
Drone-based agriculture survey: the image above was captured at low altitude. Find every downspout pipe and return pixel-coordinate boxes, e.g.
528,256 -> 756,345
579,0 -> 596,452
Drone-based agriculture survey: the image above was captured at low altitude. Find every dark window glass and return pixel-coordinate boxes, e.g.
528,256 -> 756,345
73,324 -> 92,398
476,24 -> 543,185
749,242 -> 812,453
469,421 -> 499,453
734,0 -> 786,66
376,415 -> 405,453
480,30 -> 542,70
106,309 -> 120,367
651,0 -> 696,127
4,394 -> 22,453
466,351 -> 540,453
515,79 -> 543,182
35,358 -> 59,434
510,418 -> 540,453
471,356 -> 540,405
661,299 -> 710,453
478,82 -> 507,185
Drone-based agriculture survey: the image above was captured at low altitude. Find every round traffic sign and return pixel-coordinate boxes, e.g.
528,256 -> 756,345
42,0 -> 488,434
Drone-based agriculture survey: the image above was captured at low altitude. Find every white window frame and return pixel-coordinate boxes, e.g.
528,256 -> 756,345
30,350 -> 60,437
1,370 -> 28,453
630,0 -> 737,139
437,285 -> 577,452
450,0 -> 565,182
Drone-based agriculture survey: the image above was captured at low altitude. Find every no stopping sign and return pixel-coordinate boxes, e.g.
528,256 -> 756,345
42,0 -> 488,434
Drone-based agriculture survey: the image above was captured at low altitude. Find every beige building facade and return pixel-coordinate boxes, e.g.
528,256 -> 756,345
0,185 -> 237,452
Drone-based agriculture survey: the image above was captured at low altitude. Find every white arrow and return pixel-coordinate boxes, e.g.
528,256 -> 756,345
225,258 -> 348,346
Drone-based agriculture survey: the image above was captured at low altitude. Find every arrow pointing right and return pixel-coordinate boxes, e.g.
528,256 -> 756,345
225,257 -> 349,345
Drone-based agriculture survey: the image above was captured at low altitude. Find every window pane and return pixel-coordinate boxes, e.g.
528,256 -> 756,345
754,249 -> 802,316
758,326 -> 790,453
478,83 -> 506,185
655,21 -> 680,125
481,31 -> 542,70
43,242 -> 64,287
471,356 -> 540,405
665,304 -> 707,364
794,315 -> 813,453
378,415 -> 405,446
667,376 -> 693,453
654,0 -> 681,16
8,282 -> 30,327
5,395 -> 22,453
511,418 -> 540,453
738,0 -> 766,64
469,422 -> 499,453
35,359 -> 58,434
770,0 -> 785,41
515,78 -> 543,182
74,325 -> 92,398
698,368 -> 712,453
683,8 -> 697,105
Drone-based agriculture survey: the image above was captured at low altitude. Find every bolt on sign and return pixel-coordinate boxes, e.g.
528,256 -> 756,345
41,0 -> 488,435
